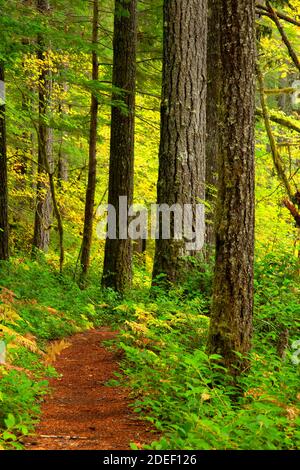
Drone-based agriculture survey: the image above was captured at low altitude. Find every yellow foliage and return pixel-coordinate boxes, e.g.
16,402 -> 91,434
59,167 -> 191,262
0,325 -> 43,356
201,392 -> 211,402
0,304 -> 21,325
44,339 -> 70,365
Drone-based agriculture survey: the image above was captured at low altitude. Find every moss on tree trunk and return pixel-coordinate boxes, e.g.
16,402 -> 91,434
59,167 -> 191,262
208,0 -> 256,374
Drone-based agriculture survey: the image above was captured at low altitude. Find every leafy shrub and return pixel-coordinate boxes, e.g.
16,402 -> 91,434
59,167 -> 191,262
116,255 -> 300,450
0,369 -> 48,449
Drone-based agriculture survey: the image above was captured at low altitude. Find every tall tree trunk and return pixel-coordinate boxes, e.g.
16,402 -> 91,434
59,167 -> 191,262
57,82 -> 69,184
0,63 -> 9,260
205,0 -> 221,253
18,10 -> 33,187
47,168 -> 64,273
58,140 -> 68,183
208,0 -> 256,374
102,0 -> 137,292
32,0 -> 52,253
80,0 -> 99,285
152,0 -> 207,285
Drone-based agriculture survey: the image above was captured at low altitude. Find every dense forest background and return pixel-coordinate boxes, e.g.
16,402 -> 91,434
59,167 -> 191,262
0,0 -> 299,451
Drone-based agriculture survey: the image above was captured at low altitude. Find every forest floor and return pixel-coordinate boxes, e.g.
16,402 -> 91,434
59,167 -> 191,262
23,328 -> 154,450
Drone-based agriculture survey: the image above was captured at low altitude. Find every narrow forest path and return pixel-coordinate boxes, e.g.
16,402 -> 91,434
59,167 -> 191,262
24,328 -> 154,450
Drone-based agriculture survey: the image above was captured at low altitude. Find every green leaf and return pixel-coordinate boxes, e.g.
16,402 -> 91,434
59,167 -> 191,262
4,413 -> 16,430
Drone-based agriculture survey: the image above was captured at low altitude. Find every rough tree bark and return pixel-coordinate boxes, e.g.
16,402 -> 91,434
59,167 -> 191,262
80,0 -> 99,285
102,0 -> 137,292
207,0 -> 256,374
58,82 -> 69,184
0,62 -> 9,260
206,0 -> 222,252
152,0 -> 207,285
32,0 -> 52,253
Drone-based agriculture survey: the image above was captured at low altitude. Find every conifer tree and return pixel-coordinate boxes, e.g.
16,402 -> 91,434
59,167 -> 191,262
208,0 -> 256,374
102,0 -> 137,292
152,0 -> 207,285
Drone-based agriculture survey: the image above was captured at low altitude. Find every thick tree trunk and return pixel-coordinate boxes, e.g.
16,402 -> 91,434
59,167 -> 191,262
0,63 -> 9,261
102,0 -> 137,292
208,0 -> 256,374
80,0 -> 99,285
205,0 -> 221,252
152,0 -> 207,285
32,0 -> 52,253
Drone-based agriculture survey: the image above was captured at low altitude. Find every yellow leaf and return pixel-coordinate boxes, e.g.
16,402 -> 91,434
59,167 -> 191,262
201,392 -> 211,402
44,339 -> 70,365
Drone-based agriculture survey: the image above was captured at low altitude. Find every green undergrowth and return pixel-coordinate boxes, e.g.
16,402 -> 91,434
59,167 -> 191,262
113,253 -> 300,450
0,256 -> 112,449
1,253 -> 299,450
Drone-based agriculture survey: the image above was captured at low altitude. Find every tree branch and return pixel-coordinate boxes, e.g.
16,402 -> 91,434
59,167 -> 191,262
264,87 -> 296,95
283,198 -> 300,227
255,108 -> 300,134
256,4 -> 300,28
256,66 -> 293,200
266,1 -> 300,72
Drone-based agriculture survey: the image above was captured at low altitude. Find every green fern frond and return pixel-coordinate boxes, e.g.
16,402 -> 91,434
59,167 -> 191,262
0,325 -> 43,355
0,304 -> 21,324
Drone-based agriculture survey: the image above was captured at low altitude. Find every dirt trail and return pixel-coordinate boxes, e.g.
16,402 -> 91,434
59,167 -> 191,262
25,328 -> 154,450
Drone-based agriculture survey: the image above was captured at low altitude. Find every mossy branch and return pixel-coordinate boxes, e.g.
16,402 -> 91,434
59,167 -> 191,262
265,1 -> 300,72
256,4 -> 300,28
264,87 -> 296,95
256,66 -> 293,201
255,108 -> 300,134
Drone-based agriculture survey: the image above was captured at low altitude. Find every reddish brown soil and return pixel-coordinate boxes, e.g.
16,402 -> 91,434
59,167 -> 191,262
24,328 -> 154,450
